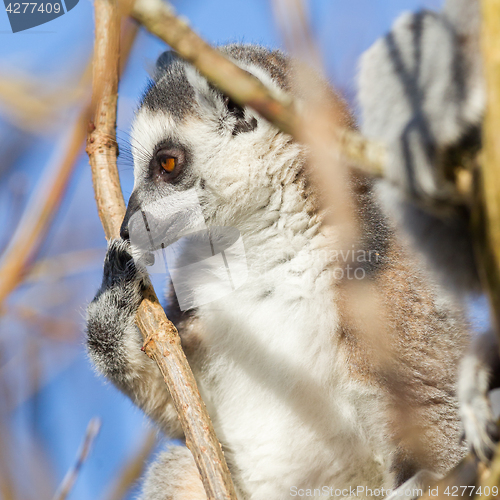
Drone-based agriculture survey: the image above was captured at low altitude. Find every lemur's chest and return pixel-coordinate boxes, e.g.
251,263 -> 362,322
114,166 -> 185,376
186,257 -> 395,498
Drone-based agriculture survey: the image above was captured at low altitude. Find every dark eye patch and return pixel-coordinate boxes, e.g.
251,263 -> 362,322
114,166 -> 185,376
149,140 -> 190,184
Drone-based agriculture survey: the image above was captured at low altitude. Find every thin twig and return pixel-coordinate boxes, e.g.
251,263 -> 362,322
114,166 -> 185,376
8,304 -> 78,342
86,1 -> 238,499
0,73 -> 88,131
52,418 -> 102,500
271,0 -> 358,242
0,422 -> 17,500
0,348 -> 79,414
473,0 -> 500,336
475,0 -> 500,473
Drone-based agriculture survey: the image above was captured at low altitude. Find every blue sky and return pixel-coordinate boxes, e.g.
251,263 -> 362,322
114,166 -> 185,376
0,1 -> 460,499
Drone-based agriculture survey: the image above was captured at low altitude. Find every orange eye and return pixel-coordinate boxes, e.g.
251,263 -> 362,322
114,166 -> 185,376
161,157 -> 176,172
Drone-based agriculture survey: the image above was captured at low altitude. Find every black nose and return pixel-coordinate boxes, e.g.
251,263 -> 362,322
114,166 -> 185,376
120,221 -> 129,240
120,190 -> 141,241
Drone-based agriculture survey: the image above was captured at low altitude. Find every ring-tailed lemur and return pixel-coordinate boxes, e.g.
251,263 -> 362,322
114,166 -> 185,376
87,44 -> 468,499
357,0 -> 499,462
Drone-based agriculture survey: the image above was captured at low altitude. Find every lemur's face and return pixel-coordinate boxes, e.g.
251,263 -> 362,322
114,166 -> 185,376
121,45 -> 305,241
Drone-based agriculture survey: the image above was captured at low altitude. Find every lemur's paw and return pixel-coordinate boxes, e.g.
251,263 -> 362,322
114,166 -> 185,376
460,390 -> 499,463
88,239 -> 150,324
86,240 -> 151,375
101,239 -> 148,289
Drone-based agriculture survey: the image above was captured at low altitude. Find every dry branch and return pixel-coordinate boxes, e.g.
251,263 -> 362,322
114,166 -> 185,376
474,2 -> 500,488
52,418 -> 101,500
0,58 -> 92,131
86,1 -> 237,499
270,0 -> 360,246
0,422 -> 17,500
25,248 -> 105,283
475,0 -> 500,334
9,304 -> 77,341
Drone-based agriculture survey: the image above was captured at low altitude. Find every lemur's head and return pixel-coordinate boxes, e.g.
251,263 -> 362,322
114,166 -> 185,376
121,44 -> 313,242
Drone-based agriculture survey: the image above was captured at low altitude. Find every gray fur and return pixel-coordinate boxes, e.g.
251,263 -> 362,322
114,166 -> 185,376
140,446 -> 207,500
358,0 -> 482,292
141,52 -> 196,120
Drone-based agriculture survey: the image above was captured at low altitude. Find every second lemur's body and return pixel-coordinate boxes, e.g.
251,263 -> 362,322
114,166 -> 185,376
357,0 -> 500,461
87,45 -> 467,499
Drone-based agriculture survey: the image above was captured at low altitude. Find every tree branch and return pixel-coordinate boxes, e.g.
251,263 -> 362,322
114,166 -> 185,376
86,1 -> 238,498
52,418 -> 101,500
474,0 -> 500,335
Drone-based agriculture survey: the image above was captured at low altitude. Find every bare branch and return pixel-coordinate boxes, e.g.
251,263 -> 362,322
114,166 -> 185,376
86,1 -> 238,499
473,0 -> 500,335
271,0 -> 359,245
8,304 -> 78,342
0,72 -> 88,131
52,418 -> 101,500
0,422 -> 17,500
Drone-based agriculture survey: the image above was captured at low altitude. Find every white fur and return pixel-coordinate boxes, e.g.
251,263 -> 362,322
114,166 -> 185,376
193,266 -> 395,498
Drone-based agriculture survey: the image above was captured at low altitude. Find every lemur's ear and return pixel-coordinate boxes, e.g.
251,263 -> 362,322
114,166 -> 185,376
156,51 -> 178,71
153,51 -> 179,82
222,94 -> 258,135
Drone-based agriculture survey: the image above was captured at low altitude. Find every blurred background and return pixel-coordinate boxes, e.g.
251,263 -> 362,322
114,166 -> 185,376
1,0 -> 484,498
